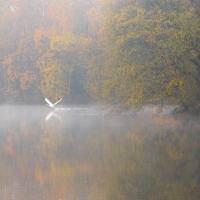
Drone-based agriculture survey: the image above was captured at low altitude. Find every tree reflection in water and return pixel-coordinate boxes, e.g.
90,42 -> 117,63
0,105 -> 199,199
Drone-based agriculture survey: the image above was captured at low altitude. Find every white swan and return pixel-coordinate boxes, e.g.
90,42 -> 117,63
45,98 -> 62,109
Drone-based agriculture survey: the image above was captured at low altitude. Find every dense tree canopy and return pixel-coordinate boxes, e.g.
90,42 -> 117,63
0,0 -> 99,103
87,0 -> 200,112
0,0 -> 200,112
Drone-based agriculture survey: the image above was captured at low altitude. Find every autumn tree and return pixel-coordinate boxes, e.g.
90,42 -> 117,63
0,0 -> 106,103
0,0 -> 46,102
41,0 -> 102,102
87,0 -> 200,112
35,0 -> 97,102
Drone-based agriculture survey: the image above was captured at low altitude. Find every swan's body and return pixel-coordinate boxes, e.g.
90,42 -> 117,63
45,98 -> 62,109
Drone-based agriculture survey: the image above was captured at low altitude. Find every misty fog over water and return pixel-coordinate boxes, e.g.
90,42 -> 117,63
0,105 -> 200,199
0,0 -> 200,199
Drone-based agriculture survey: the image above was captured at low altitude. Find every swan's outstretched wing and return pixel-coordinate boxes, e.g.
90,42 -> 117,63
53,98 -> 62,106
45,98 -> 54,107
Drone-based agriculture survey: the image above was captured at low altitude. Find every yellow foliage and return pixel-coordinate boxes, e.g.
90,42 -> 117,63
20,70 -> 37,90
37,58 -> 68,101
50,31 -> 76,51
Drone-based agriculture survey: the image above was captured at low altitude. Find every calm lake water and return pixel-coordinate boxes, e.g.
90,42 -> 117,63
0,105 -> 200,200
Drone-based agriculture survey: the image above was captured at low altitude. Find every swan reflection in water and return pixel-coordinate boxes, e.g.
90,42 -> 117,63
45,111 -> 62,121
44,97 -> 105,122
45,107 -> 93,122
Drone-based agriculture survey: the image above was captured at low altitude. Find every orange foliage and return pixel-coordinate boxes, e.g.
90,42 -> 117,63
34,27 -> 44,47
3,55 -> 13,65
1,0 -> 104,101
